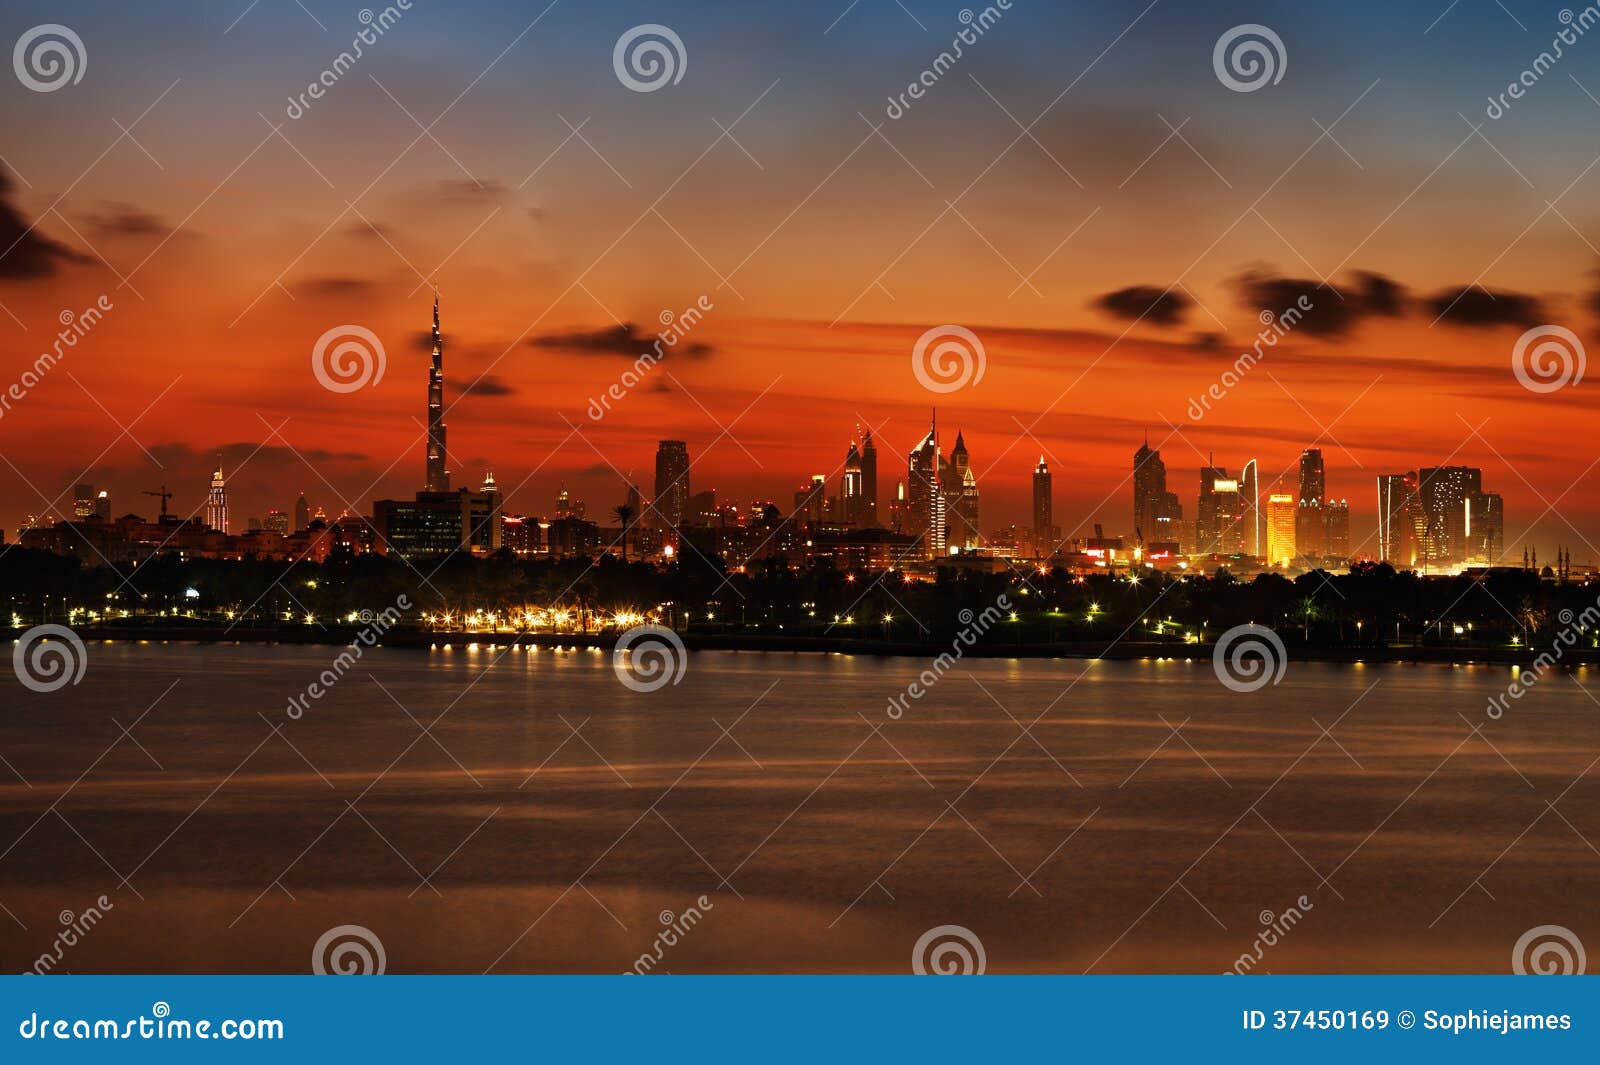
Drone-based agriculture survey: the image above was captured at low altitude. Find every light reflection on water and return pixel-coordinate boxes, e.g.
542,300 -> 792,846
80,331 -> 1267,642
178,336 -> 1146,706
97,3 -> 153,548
0,643 -> 1594,973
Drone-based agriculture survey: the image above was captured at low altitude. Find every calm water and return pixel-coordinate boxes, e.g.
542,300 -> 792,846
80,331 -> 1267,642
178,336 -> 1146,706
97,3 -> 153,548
1,642 -> 1596,973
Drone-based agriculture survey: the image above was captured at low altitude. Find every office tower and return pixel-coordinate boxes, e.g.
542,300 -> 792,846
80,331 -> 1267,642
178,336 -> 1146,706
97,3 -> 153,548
556,482 -> 586,521
1324,500 -> 1351,559
1133,436 -> 1166,545
842,440 -> 865,525
1240,459 -> 1260,558
93,490 -> 110,521
907,412 -> 946,557
1296,448 -> 1327,558
294,492 -> 310,532
425,294 -> 450,492
1377,473 -> 1421,566
859,431 -> 879,527
793,476 -> 827,525
1468,490 -> 1504,562
73,484 -> 95,520
205,462 -> 229,534
1266,493 -> 1297,565
264,508 -> 290,535
653,440 -> 691,528
478,471 -> 503,552
1211,476 -> 1245,553
687,489 -> 717,526
1033,457 -> 1053,547
887,481 -> 908,534
1418,465 -> 1483,566
1195,457 -> 1229,553
943,430 -> 980,550
248,516 -> 263,532
626,483 -> 643,519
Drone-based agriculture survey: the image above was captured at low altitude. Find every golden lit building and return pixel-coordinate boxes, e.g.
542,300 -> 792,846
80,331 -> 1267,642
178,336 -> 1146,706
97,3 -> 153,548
1266,493 -> 1297,566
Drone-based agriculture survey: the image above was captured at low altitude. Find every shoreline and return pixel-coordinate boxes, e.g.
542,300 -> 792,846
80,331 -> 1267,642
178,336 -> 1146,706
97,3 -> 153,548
8,624 -> 1589,667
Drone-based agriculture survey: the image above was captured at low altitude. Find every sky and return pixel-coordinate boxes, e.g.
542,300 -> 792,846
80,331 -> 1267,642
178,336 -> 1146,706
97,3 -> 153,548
1,0 -> 1598,560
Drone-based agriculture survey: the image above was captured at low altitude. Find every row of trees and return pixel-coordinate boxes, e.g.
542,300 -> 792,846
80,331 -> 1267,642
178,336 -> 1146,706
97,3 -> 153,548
0,546 -> 1585,647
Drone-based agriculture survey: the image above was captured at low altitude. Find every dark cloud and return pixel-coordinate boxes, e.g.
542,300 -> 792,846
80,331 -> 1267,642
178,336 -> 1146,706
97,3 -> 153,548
426,179 -> 510,206
83,202 -> 174,238
1426,286 -> 1544,328
343,220 -> 395,241
1231,268 -> 1409,338
460,374 -> 516,398
1188,331 -> 1225,353
293,276 -> 377,297
529,323 -> 714,360
0,168 -> 87,279
1092,285 -> 1188,326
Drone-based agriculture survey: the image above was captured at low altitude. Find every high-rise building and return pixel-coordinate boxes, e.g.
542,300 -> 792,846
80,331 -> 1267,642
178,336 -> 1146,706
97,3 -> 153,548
555,482 -> 586,521
907,412 -> 946,557
1324,499 -> 1351,559
1195,458 -> 1245,554
1266,493 -> 1297,565
859,431 -> 879,528
205,462 -> 229,534
1133,437 -> 1183,551
1296,448 -> 1327,558
653,440 -> 691,528
1418,465 -> 1483,566
1468,489 -> 1504,562
93,490 -> 110,522
73,484 -> 95,520
1377,472 -> 1422,566
426,295 -> 450,493
264,508 -> 290,535
1240,459 -> 1260,558
294,492 -> 310,532
943,430 -> 980,550
1032,457 -> 1054,551
842,440 -> 865,526
478,471 -> 503,553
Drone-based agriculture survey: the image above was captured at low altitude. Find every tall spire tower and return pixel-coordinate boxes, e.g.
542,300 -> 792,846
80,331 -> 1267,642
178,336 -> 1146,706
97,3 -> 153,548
426,292 -> 450,492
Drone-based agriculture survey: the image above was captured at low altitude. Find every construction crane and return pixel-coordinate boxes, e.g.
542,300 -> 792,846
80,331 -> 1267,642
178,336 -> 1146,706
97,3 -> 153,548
142,485 -> 172,521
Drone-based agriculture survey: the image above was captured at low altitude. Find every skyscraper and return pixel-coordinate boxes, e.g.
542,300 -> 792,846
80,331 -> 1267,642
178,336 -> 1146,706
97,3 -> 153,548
1418,465 -> 1483,566
1133,436 -> 1183,551
73,484 -> 95,520
1377,472 -> 1421,566
1195,457 -> 1244,554
1324,500 -> 1351,559
859,431 -> 879,528
1296,448 -> 1327,559
653,440 -> 691,528
1469,490 -> 1504,562
1032,457 -> 1053,551
205,462 -> 229,534
294,492 -> 310,532
93,490 -> 110,521
425,294 -> 450,493
1266,493 -> 1296,565
907,412 -> 945,558
943,430 -> 980,550
264,508 -> 290,535
842,439 -> 865,525
1240,458 -> 1260,558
